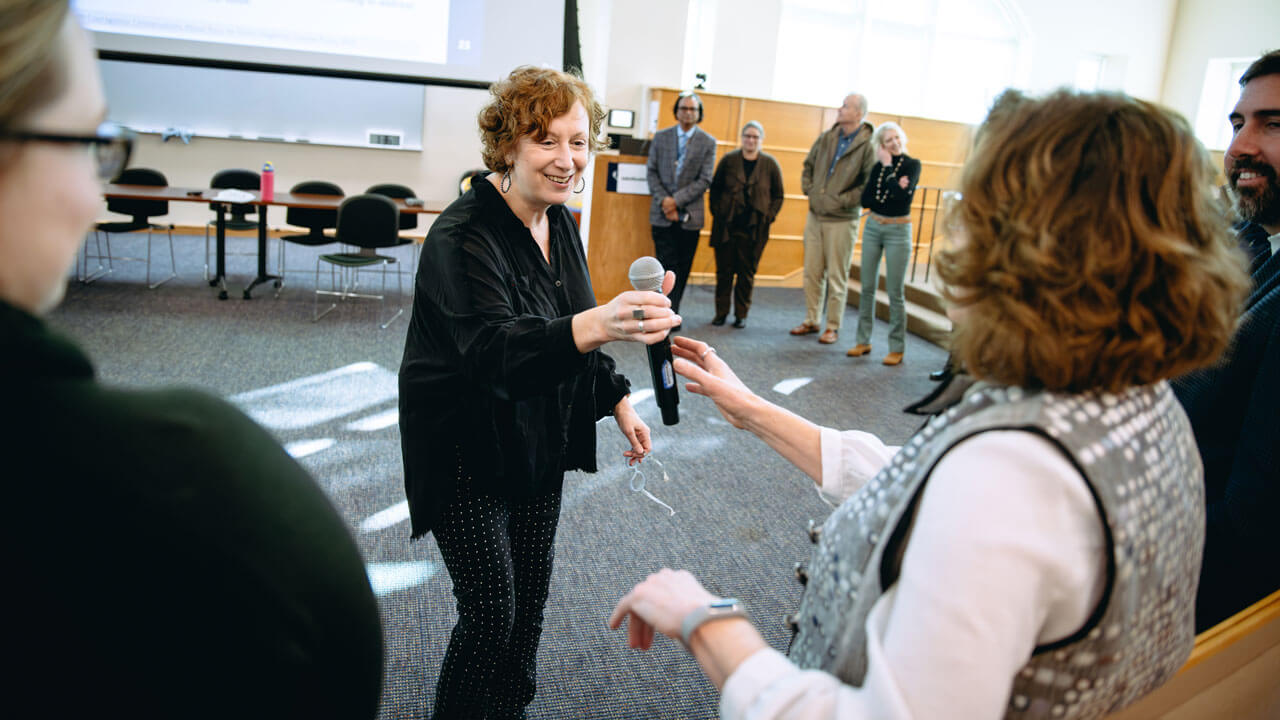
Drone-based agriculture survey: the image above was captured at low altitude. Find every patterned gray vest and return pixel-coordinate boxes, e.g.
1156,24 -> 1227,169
788,382 -> 1202,719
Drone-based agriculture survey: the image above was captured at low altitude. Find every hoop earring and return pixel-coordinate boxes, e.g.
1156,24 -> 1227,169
574,175 -> 586,193
501,169 -> 511,194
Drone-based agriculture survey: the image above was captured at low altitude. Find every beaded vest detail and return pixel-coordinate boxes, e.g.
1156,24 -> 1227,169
787,382 -> 1203,719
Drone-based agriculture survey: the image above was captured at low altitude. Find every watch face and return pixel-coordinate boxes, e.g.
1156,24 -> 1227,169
711,598 -> 739,610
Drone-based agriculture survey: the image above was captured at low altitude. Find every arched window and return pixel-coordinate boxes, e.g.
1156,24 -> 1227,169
772,0 -> 1028,123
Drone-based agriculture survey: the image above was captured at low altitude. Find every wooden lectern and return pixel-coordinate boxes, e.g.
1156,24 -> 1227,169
586,153 -> 656,305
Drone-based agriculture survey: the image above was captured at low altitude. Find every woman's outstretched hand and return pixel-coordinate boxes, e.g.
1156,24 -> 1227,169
670,336 -> 760,430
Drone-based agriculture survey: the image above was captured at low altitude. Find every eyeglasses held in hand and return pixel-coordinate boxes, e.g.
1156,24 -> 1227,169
627,454 -> 675,516
0,121 -> 134,180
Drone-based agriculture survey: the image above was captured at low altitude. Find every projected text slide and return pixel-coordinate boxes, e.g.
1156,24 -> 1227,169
74,0 -> 449,66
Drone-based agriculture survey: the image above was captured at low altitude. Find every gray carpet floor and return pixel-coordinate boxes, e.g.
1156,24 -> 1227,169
48,231 -> 948,719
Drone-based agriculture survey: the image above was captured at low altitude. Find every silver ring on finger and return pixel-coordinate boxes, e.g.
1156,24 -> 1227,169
637,319 -> 644,333
700,346 -> 716,360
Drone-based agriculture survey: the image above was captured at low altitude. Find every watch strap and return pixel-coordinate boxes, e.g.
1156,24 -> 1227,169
680,597 -> 746,648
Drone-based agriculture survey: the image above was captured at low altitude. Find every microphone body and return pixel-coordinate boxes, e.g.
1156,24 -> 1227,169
628,256 -> 679,425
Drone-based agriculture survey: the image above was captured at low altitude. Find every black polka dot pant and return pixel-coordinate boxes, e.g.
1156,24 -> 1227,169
431,472 -> 563,720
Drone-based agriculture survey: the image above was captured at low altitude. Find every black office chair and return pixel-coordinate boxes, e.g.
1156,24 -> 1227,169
86,167 -> 176,288
366,182 -> 422,282
458,169 -> 487,196
314,194 -> 404,328
203,168 -> 260,281
275,180 -> 343,297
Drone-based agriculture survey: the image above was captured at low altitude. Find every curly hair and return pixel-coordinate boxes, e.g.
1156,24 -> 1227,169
478,66 -> 606,173
936,89 -> 1250,394
0,0 -> 68,132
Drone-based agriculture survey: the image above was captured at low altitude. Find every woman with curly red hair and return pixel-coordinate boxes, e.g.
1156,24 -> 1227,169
609,89 -> 1250,719
398,66 -> 679,719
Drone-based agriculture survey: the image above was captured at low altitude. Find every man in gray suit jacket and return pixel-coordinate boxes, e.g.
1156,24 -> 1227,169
647,91 -> 717,314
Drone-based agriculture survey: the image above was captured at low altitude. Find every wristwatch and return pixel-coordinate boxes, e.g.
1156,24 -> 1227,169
680,597 -> 746,649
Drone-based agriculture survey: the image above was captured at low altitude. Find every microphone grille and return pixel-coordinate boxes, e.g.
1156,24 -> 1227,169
628,256 -> 665,292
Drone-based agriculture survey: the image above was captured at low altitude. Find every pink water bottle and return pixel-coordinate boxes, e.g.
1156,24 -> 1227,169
261,162 -> 275,201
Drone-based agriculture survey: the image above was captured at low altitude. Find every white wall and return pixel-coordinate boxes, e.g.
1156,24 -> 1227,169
602,0 -> 689,134
706,0 -> 782,99
1161,0 -> 1280,126
1015,0 -> 1177,100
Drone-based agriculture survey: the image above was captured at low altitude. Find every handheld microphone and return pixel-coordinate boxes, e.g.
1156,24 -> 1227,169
628,256 -> 679,425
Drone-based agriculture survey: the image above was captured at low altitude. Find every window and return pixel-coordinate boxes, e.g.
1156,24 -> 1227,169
771,0 -> 1027,124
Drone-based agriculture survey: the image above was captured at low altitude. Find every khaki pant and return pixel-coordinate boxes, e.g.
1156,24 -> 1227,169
802,212 -> 857,330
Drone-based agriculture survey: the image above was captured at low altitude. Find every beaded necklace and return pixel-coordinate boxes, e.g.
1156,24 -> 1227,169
873,154 -> 905,205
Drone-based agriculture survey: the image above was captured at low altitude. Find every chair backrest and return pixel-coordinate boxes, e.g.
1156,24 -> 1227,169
365,182 -> 418,230
336,194 -> 400,250
458,169 -> 487,196
107,167 -> 168,220
286,180 -> 343,232
209,168 -> 259,220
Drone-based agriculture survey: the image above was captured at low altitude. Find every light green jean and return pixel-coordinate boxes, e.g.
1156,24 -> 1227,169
855,216 -> 911,353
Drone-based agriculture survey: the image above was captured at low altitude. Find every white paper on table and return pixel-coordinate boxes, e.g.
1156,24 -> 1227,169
212,189 -> 255,203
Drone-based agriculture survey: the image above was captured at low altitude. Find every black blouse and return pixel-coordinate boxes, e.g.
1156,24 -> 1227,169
861,153 -> 922,218
398,176 -> 630,537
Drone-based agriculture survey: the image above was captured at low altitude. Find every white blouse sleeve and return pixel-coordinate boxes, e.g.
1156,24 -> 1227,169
722,431 -> 1107,720
817,426 -> 899,504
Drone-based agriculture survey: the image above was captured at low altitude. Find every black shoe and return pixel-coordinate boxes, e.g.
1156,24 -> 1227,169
732,317 -> 747,329
929,369 -> 951,382
711,315 -> 726,326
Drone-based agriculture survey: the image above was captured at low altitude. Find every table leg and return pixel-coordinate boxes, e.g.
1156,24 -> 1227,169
210,203 -> 229,300
243,205 -> 280,299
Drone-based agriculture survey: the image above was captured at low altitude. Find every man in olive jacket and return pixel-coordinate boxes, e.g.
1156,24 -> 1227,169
790,93 -> 876,345
708,121 -> 785,328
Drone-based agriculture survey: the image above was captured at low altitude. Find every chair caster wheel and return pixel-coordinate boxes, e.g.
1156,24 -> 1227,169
218,290 -> 228,300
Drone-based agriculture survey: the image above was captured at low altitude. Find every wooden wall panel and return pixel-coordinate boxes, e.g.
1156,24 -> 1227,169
772,198 -> 810,237
757,237 -> 805,278
742,98 -> 827,150
899,118 -> 972,167
652,88 -> 736,141
918,162 -> 963,189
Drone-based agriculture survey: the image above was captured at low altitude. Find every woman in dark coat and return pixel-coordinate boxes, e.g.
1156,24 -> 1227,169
398,66 -> 679,719
708,121 -> 785,328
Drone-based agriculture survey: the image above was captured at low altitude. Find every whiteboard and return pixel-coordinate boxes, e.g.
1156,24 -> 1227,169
99,59 -> 426,150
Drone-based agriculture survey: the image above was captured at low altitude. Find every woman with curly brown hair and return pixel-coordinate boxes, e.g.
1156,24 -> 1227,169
608,89 -> 1250,719
398,66 -> 679,719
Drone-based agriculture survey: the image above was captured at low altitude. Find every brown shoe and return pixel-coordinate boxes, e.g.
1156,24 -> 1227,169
818,329 -> 838,344
790,322 -> 819,336
846,343 -> 872,357
882,352 -> 904,366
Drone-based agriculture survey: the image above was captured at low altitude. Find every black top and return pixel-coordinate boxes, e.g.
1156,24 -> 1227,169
398,176 -> 630,537
861,152 -> 922,218
1173,222 -> 1280,631
1,300 -> 383,719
